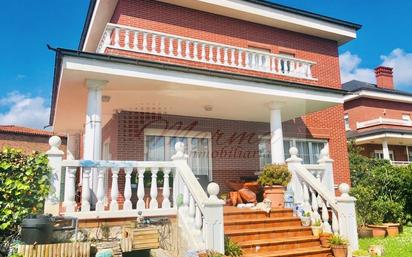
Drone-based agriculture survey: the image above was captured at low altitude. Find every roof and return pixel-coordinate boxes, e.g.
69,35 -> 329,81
0,125 -> 56,137
49,47 -> 347,126
347,127 -> 412,139
78,0 -> 361,51
343,80 -> 412,98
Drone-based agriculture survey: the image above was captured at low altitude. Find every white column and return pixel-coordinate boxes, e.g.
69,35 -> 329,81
318,147 -> 335,196
45,136 -> 64,215
64,132 -> 80,212
382,140 -> 390,160
268,103 -> 285,164
83,79 -> 108,205
203,182 -> 225,253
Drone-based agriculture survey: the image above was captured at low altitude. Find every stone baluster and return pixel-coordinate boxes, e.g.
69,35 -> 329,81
277,58 -> 282,73
332,211 -> 339,234
110,167 -> 120,211
185,40 -> 191,58
162,167 -> 171,209
160,36 -> 166,55
193,42 -> 199,60
95,167 -> 106,211
223,48 -> 229,65
189,194 -> 196,223
183,184 -> 190,213
150,167 -> 159,209
169,37 -> 174,56
251,53 -> 256,68
124,167 -> 133,210
230,49 -> 235,66
310,188 -> 320,221
177,39 -> 183,57
237,49 -> 243,67
64,167 -> 77,212
114,28 -> 120,48
306,64 -> 312,78
321,201 -> 332,233
195,204 -> 203,233
142,32 -> 148,52
137,167 -> 146,211
286,147 -> 304,205
151,34 -> 157,53
216,47 -> 221,64
209,46 -> 215,63
124,29 -> 130,49
271,56 -> 276,72
289,60 -> 295,74
133,31 -> 139,50
302,182 -> 311,212
81,167 -> 92,211
201,43 -> 206,61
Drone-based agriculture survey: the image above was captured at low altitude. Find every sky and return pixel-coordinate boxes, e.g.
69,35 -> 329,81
0,0 -> 411,129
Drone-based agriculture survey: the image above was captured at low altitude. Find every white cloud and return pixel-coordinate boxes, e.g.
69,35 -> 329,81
0,92 -> 50,129
380,48 -> 412,86
339,51 -> 375,84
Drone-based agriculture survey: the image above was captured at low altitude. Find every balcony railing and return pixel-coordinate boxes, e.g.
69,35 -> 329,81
356,117 -> 412,129
97,23 -> 316,80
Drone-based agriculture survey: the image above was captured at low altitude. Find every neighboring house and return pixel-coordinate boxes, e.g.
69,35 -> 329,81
45,0 -> 361,255
0,125 -> 66,153
344,66 -> 412,165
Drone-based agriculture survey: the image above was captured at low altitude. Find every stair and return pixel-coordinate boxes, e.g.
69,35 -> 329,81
224,207 -> 332,257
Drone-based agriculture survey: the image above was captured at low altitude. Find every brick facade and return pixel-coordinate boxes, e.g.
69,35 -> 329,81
103,105 -> 350,193
106,0 -> 341,89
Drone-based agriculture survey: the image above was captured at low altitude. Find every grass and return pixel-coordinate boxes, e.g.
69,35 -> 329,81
359,226 -> 412,257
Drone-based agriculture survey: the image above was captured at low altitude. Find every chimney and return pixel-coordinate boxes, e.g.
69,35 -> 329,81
375,66 -> 394,89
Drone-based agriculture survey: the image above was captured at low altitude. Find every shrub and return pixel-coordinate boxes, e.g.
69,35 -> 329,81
328,234 -> 348,246
224,236 -> 242,257
0,148 -> 50,254
257,164 -> 291,187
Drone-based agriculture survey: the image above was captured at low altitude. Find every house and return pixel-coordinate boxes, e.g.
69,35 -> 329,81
0,125 -> 66,153
343,66 -> 412,165
44,0 -> 361,255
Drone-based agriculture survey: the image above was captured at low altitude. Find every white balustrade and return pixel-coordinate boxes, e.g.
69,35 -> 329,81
286,147 -> 359,251
97,23 -> 316,80
357,116 -> 412,129
47,137 -> 224,253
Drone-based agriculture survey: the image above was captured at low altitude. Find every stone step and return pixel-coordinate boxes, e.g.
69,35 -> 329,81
224,216 -> 302,230
237,236 -> 321,254
223,207 -> 293,220
242,246 -> 331,257
225,226 -> 312,242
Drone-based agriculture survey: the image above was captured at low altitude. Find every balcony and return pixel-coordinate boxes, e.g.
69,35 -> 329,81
356,117 -> 412,129
97,23 -> 316,81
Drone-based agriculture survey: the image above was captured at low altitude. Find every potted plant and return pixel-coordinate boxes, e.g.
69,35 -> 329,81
300,211 -> 311,227
311,219 -> 322,237
367,224 -> 387,238
328,234 -> 348,257
352,249 -> 371,257
257,164 -> 291,208
224,236 -> 243,257
383,222 -> 400,237
319,232 -> 332,248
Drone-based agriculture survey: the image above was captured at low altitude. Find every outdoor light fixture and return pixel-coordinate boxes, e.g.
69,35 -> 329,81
102,95 -> 111,102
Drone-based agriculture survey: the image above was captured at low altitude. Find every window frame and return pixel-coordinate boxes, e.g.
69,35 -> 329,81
374,150 -> 394,161
344,114 -> 350,131
144,128 -> 213,181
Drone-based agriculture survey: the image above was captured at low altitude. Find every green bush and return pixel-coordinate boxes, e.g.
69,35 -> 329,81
257,164 -> 291,187
0,148 -> 51,235
224,236 -> 243,257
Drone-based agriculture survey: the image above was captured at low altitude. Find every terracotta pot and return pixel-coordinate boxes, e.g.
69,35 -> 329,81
311,226 -> 322,237
384,223 -> 400,237
367,225 -> 387,238
319,233 -> 332,248
331,245 -> 348,257
263,185 -> 285,208
300,216 -> 311,227
358,227 -> 373,238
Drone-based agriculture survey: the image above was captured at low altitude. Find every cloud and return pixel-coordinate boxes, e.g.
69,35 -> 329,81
339,51 -> 375,84
380,48 -> 412,86
0,92 -> 50,129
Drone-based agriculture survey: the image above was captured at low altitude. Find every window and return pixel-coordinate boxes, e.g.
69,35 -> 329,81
344,114 -> 350,130
374,150 -> 394,161
259,137 -> 327,169
144,129 -> 211,179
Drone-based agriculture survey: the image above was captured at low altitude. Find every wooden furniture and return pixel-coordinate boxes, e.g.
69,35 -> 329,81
17,242 -> 91,257
121,226 -> 160,252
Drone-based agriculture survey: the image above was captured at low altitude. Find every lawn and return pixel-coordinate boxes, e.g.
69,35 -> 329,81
358,226 -> 412,257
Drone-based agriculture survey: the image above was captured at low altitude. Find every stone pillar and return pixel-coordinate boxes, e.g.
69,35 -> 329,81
45,136 -> 64,215
83,79 -> 108,203
268,103 -> 285,164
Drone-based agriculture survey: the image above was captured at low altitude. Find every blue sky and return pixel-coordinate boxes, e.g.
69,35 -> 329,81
0,0 -> 411,129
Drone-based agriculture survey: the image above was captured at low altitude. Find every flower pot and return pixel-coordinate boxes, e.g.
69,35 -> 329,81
367,225 -> 387,238
358,226 -> 373,238
300,216 -> 311,227
384,223 -> 400,237
263,185 -> 285,208
331,245 -> 348,257
311,226 -> 322,237
319,233 -> 332,248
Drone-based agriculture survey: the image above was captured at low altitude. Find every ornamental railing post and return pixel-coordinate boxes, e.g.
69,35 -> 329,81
336,183 -> 359,252
286,147 -> 304,205
45,136 -> 64,215
318,147 -> 336,196
203,183 -> 225,253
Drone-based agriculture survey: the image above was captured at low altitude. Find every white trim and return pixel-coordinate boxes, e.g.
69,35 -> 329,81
355,133 -> 412,144
64,208 -> 177,220
62,56 -> 344,104
344,90 -> 412,104
374,149 -> 394,161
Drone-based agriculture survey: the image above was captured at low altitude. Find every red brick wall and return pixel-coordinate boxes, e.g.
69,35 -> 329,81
344,98 -> 412,132
106,0 -> 341,89
102,105 -> 350,193
0,133 -> 67,154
